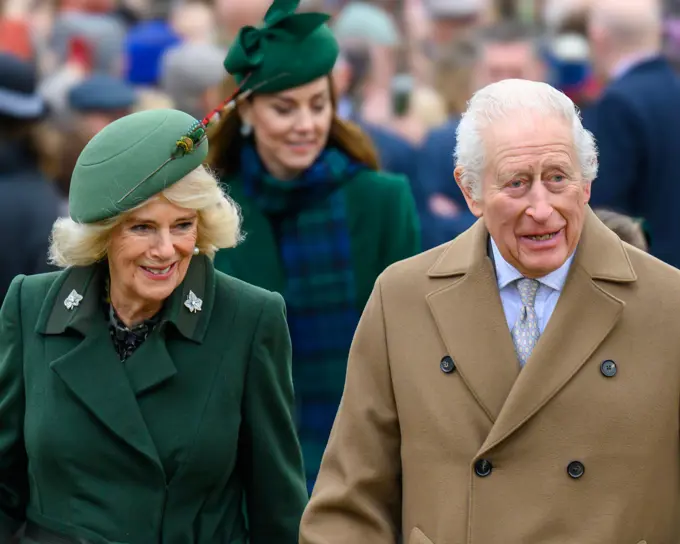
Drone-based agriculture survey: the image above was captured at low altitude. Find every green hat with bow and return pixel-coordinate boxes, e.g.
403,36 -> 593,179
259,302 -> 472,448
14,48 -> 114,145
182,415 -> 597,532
224,0 -> 339,94
69,109 -> 209,224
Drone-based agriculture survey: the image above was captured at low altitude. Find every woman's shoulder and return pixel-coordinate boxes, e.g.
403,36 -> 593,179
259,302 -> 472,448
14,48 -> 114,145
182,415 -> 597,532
9,271 -> 63,305
343,168 -> 415,214
346,168 -> 411,197
213,268 -> 284,314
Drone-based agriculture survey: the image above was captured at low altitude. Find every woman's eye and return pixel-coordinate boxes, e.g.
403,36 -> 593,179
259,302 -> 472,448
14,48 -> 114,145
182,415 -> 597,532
509,180 -> 523,188
274,106 -> 292,115
175,222 -> 194,230
131,224 -> 151,233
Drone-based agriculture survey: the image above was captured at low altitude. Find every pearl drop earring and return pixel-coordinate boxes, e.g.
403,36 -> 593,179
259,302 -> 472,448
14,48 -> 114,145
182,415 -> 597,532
193,247 -> 200,256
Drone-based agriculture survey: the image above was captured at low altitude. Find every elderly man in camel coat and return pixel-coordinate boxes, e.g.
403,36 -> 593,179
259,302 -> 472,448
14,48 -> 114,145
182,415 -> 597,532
299,78 -> 680,544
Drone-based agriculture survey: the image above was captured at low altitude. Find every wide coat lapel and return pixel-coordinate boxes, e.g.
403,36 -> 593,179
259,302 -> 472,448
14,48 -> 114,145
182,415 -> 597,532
426,220 -> 520,422
35,256 -> 215,469
480,208 -> 635,453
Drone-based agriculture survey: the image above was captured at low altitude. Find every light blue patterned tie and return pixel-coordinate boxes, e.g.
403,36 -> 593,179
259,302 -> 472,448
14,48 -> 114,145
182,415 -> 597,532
512,278 -> 540,366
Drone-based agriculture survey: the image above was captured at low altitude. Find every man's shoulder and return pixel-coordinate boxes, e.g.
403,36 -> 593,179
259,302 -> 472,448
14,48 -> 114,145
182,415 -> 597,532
604,58 -> 680,108
214,269 -> 282,312
623,243 -> 680,289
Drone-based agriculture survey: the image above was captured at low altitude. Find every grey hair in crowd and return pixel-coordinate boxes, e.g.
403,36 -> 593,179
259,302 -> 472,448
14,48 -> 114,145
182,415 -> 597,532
454,79 -> 598,200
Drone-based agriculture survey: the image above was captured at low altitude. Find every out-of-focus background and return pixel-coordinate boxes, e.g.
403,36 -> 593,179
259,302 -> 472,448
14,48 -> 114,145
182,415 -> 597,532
0,0 -> 678,304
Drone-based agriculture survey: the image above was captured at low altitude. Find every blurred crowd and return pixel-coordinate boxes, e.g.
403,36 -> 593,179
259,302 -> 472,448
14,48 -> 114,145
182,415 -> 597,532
0,0 -> 678,302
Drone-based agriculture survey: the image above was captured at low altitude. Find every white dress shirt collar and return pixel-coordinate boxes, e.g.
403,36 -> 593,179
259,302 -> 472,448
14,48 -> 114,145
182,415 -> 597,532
490,236 -> 574,293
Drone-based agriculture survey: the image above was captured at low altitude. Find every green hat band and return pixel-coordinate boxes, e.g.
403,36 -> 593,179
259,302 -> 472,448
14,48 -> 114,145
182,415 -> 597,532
224,0 -> 339,94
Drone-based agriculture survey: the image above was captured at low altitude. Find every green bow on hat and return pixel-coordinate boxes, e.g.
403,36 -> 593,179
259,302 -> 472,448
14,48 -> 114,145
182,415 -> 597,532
224,0 -> 339,94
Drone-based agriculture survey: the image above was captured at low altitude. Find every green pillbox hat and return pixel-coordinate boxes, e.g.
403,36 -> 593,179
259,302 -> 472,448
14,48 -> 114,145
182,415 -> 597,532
224,0 -> 339,94
69,109 -> 208,224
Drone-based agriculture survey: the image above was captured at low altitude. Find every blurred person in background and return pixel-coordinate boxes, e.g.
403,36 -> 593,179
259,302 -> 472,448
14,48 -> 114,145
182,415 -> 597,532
41,0 -> 127,127
417,19 -> 547,250
585,0 -> 680,268
595,208 -> 649,251
207,0 -> 420,494
214,0 -> 270,45
542,0 -> 601,110
333,49 -> 420,196
0,53 -> 60,306
133,88 -> 176,111
0,108 -> 307,544
169,0 -> 217,44
123,0 -> 180,88
161,41 -> 227,120
55,73 -> 137,213
332,1 -> 401,125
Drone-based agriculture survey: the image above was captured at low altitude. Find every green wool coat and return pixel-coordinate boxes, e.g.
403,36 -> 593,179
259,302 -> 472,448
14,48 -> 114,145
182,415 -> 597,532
214,169 -> 420,326
0,255 -> 308,544
214,169 -> 421,399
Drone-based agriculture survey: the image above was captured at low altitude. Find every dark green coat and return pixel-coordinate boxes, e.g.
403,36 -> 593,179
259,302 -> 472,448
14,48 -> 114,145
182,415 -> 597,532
0,255 -> 307,544
214,169 -> 420,325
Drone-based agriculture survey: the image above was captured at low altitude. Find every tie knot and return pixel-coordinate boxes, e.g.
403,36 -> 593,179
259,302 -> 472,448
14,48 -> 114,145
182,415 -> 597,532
516,278 -> 540,307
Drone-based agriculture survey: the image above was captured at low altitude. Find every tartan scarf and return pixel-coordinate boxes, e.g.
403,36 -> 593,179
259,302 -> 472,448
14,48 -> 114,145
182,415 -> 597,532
240,143 -> 363,399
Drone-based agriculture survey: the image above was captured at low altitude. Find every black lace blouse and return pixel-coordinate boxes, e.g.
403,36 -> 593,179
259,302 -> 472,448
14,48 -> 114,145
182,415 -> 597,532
103,278 -> 162,362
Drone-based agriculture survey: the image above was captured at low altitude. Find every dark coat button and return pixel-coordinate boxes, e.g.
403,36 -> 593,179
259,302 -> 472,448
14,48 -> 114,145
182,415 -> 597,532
440,356 -> 455,373
567,461 -> 585,479
600,360 -> 617,377
474,458 -> 493,477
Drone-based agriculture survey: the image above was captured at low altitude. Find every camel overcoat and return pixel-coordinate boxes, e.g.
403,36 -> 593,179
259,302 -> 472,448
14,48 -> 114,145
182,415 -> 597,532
300,208 -> 680,544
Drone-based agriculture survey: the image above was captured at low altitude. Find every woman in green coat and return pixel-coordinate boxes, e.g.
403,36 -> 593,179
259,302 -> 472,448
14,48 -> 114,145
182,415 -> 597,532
0,108 -> 307,543
207,0 -> 421,494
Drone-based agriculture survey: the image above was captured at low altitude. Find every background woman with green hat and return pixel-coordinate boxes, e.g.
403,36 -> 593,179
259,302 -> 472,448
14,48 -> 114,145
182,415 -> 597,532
0,108 -> 307,543
207,0 -> 420,493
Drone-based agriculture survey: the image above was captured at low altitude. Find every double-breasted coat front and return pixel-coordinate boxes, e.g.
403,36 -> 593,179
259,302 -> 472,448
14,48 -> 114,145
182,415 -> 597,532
0,255 -> 308,543
300,208 -> 680,543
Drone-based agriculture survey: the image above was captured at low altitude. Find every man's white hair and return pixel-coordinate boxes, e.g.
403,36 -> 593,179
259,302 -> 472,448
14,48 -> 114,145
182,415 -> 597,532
454,79 -> 598,200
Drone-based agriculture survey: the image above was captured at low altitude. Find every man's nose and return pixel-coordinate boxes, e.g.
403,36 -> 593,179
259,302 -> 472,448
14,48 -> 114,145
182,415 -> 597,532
526,183 -> 554,222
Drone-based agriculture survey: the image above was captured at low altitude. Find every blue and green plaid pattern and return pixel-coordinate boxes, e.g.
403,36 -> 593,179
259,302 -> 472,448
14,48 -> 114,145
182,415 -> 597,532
240,144 -> 363,493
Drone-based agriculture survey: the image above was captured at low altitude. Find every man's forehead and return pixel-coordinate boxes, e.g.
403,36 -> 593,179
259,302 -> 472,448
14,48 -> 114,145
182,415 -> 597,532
482,114 -> 577,163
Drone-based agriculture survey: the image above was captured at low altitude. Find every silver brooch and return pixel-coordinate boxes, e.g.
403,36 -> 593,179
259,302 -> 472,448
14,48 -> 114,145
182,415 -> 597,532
184,290 -> 202,313
64,289 -> 83,310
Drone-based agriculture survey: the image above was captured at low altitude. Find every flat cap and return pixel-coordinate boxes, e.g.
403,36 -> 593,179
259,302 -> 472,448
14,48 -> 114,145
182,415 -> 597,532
68,74 -> 137,112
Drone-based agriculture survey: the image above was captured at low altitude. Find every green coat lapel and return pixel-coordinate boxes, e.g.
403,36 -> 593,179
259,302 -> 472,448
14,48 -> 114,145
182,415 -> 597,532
34,255 -> 216,469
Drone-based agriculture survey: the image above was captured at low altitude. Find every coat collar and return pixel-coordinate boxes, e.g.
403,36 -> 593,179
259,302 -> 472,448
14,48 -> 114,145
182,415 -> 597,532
36,253 -> 216,342
34,255 -> 217,473
427,206 -> 637,284
425,206 -> 635,452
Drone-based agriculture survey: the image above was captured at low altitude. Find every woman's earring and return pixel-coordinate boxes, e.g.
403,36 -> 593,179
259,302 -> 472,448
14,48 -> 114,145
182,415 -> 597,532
193,247 -> 200,256
240,122 -> 252,137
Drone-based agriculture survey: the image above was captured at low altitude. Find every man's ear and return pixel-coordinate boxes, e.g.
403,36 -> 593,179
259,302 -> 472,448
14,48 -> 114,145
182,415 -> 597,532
454,166 -> 483,217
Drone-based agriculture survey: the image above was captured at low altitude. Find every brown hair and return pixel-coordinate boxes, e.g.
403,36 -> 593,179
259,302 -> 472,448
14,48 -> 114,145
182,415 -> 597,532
206,75 -> 380,176
594,208 -> 649,252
